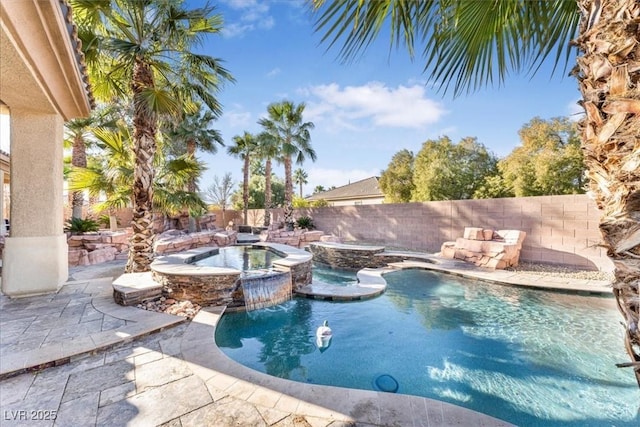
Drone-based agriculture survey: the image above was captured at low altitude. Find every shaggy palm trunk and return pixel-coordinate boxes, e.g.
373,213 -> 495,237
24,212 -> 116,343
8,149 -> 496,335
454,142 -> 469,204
575,0 -> 640,385
71,133 -> 87,219
186,139 -> 198,232
126,59 -> 157,273
263,157 -> 272,227
283,154 -> 293,226
242,155 -> 249,225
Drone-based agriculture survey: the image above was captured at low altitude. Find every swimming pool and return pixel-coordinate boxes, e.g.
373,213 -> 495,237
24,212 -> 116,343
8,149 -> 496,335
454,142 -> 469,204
215,268 -> 640,426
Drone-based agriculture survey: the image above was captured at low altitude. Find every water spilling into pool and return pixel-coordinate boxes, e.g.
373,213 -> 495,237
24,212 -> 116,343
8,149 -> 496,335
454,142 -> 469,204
215,267 -> 640,426
241,272 -> 292,311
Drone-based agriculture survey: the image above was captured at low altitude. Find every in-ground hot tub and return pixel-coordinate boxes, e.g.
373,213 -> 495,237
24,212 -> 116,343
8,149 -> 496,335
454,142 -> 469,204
150,243 -> 312,310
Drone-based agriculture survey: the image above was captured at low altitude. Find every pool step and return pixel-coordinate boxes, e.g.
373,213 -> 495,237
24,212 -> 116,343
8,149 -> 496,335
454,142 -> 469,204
112,272 -> 163,306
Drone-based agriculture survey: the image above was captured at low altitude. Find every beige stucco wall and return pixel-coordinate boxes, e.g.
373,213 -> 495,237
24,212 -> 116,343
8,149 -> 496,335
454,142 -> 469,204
1,0 -> 92,296
297,194 -> 613,272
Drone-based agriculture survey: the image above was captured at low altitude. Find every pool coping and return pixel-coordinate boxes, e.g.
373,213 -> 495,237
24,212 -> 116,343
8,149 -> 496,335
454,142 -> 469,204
181,306 -> 514,427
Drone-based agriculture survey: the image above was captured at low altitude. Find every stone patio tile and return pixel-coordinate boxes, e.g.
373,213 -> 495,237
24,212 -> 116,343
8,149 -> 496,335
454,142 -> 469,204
26,314 -> 82,331
54,391 -> 100,426
179,396 -> 267,427
98,380 -> 136,407
247,385 -> 283,408
0,352 -> 29,376
133,349 -> 164,366
255,406 -> 290,425
61,360 -> 134,403
100,315 -> 127,331
158,334 -> 183,357
80,304 -> 104,323
135,357 -> 193,392
158,418 -> 183,427
96,374 -> 212,426
42,318 -> 103,345
0,372 -> 34,406
274,393 -> 301,413
0,317 -> 37,335
296,385 -> 353,421
225,378 -> 259,400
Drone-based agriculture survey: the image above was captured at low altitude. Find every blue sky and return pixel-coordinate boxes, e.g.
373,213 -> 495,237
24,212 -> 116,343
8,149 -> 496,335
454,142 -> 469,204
192,0 -> 582,196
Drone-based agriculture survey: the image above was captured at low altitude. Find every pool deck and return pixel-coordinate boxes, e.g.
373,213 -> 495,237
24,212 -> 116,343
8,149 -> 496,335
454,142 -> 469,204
0,257 -> 612,426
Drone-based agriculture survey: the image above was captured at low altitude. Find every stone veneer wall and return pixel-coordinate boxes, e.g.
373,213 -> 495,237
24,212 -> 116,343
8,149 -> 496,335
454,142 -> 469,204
294,194 -> 612,272
151,270 -> 241,307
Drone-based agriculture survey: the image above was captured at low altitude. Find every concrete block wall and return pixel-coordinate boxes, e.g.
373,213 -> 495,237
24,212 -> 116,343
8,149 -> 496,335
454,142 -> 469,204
294,194 -> 612,272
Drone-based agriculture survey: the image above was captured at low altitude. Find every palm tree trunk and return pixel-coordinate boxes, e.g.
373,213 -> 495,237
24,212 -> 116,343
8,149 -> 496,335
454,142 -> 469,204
186,139 -> 198,232
243,155 -> 250,225
126,59 -> 157,273
575,0 -> 640,385
71,133 -> 87,219
264,157 -> 272,227
284,155 -> 293,227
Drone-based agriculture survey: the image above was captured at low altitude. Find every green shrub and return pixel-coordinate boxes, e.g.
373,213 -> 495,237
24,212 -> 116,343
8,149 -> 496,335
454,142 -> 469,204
65,217 -> 100,234
296,216 -> 314,230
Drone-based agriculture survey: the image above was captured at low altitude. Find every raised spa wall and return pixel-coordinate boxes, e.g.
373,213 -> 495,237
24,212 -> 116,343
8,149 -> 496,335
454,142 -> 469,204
150,243 -> 312,309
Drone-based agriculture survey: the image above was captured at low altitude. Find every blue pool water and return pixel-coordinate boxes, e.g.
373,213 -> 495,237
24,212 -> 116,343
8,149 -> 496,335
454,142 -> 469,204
194,246 -> 283,270
215,268 -> 640,426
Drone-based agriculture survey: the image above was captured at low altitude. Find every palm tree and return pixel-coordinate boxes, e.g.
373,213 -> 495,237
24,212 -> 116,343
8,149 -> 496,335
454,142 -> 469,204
165,107 -> 224,231
258,101 -> 316,228
293,168 -> 309,198
228,132 -> 257,225
68,122 -> 207,229
312,0 -> 640,383
72,0 -> 233,273
255,132 -> 280,227
64,106 -> 117,219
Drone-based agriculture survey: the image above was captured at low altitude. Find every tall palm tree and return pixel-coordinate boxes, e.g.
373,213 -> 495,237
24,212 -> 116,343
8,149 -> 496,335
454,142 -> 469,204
228,132 -> 257,225
165,107 -> 224,231
255,132 -> 281,227
293,168 -> 309,198
258,101 -> 316,227
312,0 -> 640,383
64,106 -> 117,219
71,0 -> 233,273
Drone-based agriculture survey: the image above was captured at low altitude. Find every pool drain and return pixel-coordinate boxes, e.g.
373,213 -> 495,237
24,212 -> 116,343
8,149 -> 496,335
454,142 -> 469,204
373,374 -> 399,393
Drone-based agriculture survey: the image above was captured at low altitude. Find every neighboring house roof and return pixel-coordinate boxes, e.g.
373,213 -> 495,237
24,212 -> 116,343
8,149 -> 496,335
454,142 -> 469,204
307,177 -> 383,202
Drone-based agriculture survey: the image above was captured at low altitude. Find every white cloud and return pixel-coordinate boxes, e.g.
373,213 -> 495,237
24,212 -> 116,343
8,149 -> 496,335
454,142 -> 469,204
224,108 -> 252,128
222,0 -> 274,38
307,167 -> 380,192
300,82 -> 447,130
266,67 -> 281,78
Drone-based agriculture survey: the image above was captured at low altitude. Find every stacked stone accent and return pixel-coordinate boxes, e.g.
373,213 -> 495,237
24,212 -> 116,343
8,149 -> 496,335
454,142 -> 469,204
67,230 -> 130,266
309,242 -> 387,270
153,230 -> 237,255
151,269 -> 242,307
260,226 -> 339,248
112,272 -> 162,306
440,227 -> 526,269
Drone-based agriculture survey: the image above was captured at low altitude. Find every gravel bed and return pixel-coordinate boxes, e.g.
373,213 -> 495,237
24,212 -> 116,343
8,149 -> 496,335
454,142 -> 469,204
507,262 -> 613,282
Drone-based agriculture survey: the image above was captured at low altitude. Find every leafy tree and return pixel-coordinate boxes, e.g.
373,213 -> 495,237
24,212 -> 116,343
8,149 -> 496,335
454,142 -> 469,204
472,175 -> 514,200
72,0 -> 233,273
293,168 -> 309,198
311,0 -> 640,380
313,185 -> 326,194
203,172 -> 235,226
255,132 -> 280,227
499,117 -> 585,197
379,149 -> 415,203
412,137 -> 497,201
228,132 -> 257,225
231,175 -> 285,211
258,101 -> 316,227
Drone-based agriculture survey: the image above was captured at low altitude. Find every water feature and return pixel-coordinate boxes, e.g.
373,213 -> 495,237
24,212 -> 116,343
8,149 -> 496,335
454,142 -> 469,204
194,246 -> 284,270
215,268 -> 640,426
241,271 -> 292,311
